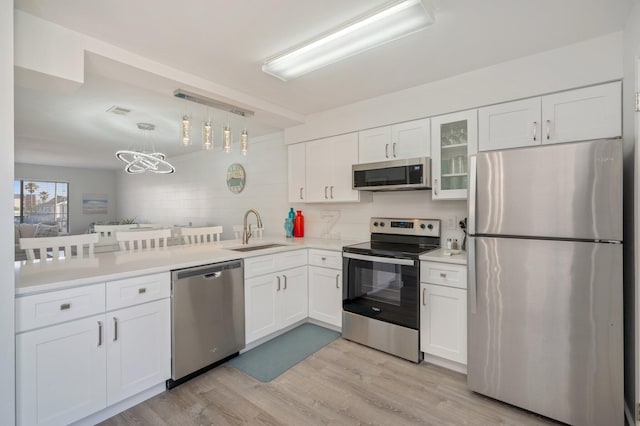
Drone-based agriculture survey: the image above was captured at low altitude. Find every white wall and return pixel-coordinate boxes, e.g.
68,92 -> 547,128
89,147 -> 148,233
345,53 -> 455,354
116,133 -> 288,240
285,32 -> 624,144
15,163 -> 118,234
624,1 -> 640,422
1,3 -> 15,425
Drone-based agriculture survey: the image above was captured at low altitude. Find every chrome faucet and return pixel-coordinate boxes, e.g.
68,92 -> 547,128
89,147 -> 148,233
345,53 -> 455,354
242,209 -> 263,245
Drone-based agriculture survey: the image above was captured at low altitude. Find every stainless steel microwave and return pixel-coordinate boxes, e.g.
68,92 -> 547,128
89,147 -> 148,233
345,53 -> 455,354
352,157 -> 432,191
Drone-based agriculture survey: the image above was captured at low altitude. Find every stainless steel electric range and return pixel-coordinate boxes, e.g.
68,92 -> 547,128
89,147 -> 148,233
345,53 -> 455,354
342,217 -> 441,363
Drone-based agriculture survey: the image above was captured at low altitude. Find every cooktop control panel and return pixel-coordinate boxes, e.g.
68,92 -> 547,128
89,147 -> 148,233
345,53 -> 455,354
369,217 -> 440,237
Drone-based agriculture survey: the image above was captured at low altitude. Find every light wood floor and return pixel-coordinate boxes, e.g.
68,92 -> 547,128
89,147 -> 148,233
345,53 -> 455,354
101,338 -> 559,426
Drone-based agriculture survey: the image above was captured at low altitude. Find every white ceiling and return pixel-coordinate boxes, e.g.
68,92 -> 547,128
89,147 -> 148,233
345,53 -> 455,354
14,0 -> 632,169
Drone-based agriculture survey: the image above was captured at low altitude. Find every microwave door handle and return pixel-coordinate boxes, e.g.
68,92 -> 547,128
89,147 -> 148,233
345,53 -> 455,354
343,252 -> 415,266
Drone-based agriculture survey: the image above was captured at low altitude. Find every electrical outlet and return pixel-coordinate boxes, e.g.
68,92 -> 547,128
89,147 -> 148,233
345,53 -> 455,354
447,217 -> 455,230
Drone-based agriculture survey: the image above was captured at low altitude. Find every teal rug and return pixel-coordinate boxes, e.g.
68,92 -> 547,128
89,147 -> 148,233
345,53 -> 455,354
229,323 -> 340,382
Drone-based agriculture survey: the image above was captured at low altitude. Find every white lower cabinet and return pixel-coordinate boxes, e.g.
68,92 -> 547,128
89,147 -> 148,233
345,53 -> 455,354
420,283 -> 467,364
308,266 -> 342,328
245,259 -> 308,344
16,273 -> 171,426
16,314 -> 107,426
106,299 -> 171,404
420,261 -> 467,370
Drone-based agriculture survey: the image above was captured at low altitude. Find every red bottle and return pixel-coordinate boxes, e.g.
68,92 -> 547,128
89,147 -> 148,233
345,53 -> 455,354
294,210 -> 304,237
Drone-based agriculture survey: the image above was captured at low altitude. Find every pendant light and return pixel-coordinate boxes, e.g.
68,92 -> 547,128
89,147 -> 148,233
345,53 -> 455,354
181,114 -> 191,146
202,108 -> 213,150
223,122 -> 232,153
241,129 -> 248,156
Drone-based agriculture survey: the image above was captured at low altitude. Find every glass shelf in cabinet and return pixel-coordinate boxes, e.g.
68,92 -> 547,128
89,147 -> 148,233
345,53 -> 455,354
442,172 -> 468,178
441,142 -> 467,149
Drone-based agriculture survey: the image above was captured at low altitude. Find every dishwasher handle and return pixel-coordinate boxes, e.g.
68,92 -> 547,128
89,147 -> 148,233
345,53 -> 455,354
173,259 -> 243,281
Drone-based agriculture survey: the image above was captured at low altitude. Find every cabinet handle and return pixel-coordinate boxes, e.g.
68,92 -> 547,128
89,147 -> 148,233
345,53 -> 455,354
138,288 -> 146,294
321,256 -> 326,261
422,288 -> 426,306
283,274 -> 287,290
392,142 -> 397,157
330,186 -> 334,199
299,187 -> 304,200
60,303 -> 71,310
324,186 -> 328,199
385,144 -> 389,158
440,273 -> 447,278
336,273 -> 340,289
434,179 -> 439,196
98,321 -> 103,347
113,317 -> 118,341
546,120 -> 551,140
532,121 -> 537,141
277,276 -> 281,291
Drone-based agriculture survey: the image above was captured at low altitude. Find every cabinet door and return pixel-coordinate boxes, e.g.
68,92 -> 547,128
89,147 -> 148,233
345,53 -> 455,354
358,126 -> 391,163
279,266 -> 308,327
391,118 -> 430,160
245,274 -> 279,343
431,109 -> 477,200
288,143 -> 306,202
308,266 -> 342,328
478,98 -> 541,152
420,283 -> 467,364
16,315 -> 107,426
329,133 -> 360,202
305,139 -> 334,202
541,81 -> 621,145
106,299 -> 170,405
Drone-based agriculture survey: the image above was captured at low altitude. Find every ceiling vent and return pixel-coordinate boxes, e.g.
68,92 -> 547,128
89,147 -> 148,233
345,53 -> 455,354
106,105 -> 132,115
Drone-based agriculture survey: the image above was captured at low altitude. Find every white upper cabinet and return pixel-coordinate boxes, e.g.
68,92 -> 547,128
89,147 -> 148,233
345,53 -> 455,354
287,143 -> 306,202
479,98 -> 541,152
479,82 -> 621,152
358,118 -> 430,163
541,81 -> 621,144
305,133 -> 360,203
431,109 -> 477,201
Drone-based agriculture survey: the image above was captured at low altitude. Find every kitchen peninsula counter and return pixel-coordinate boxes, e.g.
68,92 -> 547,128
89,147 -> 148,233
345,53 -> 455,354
15,237 -> 355,296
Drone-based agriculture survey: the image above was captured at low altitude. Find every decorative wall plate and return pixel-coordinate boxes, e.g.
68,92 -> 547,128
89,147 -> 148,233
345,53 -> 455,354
226,163 -> 246,194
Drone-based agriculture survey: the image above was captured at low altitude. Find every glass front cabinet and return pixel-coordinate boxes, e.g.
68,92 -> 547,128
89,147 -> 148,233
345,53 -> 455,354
431,109 -> 478,200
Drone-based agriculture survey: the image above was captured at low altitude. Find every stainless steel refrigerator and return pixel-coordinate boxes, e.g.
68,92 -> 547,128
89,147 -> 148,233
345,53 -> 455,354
467,138 -> 623,425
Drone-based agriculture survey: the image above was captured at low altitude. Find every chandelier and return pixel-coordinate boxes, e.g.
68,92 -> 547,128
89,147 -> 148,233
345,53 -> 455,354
116,123 -> 176,174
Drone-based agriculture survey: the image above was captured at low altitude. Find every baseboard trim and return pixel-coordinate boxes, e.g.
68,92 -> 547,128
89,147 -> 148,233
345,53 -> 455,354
69,383 -> 166,426
423,353 -> 467,374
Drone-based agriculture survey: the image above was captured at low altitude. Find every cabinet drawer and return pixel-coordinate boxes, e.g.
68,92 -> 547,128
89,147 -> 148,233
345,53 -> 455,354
308,249 -> 342,269
16,283 -> 105,332
245,250 -> 308,278
106,272 -> 170,311
420,261 -> 467,289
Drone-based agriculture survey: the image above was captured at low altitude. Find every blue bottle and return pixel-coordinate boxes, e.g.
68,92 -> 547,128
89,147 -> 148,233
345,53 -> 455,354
288,208 -> 295,219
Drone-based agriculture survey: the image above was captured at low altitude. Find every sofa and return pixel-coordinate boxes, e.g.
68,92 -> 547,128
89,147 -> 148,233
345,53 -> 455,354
15,223 -> 60,261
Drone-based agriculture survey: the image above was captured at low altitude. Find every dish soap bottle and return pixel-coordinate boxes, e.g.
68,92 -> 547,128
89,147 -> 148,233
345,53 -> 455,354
294,210 -> 304,238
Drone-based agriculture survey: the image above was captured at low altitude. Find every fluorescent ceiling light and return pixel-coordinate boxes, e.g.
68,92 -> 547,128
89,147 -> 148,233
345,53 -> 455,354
262,0 -> 433,81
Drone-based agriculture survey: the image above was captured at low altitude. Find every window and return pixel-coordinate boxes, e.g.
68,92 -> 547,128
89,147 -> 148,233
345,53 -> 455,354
14,180 -> 69,233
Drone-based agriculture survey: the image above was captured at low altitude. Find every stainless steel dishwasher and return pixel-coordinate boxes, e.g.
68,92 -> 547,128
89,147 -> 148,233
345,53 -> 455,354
167,259 -> 244,388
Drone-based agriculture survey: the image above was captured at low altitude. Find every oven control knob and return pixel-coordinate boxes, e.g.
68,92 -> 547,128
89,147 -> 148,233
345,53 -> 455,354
379,222 -> 385,227
373,221 -> 379,227
420,224 -> 426,229
427,224 -> 433,230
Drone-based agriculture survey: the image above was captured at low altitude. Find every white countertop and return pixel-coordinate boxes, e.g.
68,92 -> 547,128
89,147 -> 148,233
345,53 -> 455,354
419,248 -> 467,265
15,237 -> 357,296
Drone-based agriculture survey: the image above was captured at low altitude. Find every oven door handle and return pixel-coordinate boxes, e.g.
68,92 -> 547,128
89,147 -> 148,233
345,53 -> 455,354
342,252 -> 415,266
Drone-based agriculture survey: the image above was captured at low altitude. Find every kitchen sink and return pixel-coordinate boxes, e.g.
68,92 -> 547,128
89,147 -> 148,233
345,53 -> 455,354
228,243 -> 289,252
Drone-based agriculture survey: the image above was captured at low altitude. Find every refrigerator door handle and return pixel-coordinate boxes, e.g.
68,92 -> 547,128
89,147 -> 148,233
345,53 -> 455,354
468,155 -> 477,235
468,236 -> 477,314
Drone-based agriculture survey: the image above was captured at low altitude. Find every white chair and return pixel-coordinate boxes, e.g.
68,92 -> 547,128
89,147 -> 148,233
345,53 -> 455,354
20,233 -> 100,261
93,224 -> 138,246
180,226 -> 223,245
233,224 -> 264,240
116,228 -> 172,251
